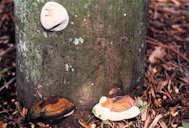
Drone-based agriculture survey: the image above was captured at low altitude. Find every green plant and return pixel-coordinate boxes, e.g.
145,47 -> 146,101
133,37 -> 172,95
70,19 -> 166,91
0,68 -> 8,81
178,121 -> 189,128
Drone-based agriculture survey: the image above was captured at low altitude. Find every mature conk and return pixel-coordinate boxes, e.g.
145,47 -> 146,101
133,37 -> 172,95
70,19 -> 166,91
92,96 -> 140,121
40,1 -> 69,31
30,96 -> 75,120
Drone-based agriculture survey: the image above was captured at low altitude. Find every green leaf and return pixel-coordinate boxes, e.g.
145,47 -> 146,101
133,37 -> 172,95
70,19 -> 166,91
92,108 -> 96,115
15,101 -> 21,111
102,120 -> 110,125
136,99 -> 144,107
140,106 -> 146,113
0,68 -> 8,81
182,121 -> 189,128
136,99 -> 147,113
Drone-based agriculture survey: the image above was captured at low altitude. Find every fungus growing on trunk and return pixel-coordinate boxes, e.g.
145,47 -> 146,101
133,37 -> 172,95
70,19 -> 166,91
30,96 -> 75,121
40,1 -> 69,31
92,96 -> 140,121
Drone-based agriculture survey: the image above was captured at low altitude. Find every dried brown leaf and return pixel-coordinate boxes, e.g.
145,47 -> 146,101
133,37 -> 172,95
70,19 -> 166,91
148,47 -> 166,64
20,107 -> 28,117
0,122 -> 7,128
78,119 -> 96,128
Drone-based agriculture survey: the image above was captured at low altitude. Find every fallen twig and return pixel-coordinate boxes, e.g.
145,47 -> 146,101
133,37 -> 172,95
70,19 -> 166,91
0,77 -> 16,92
147,37 -> 189,63
0,45 -> 16,58
149,114 -> 163,128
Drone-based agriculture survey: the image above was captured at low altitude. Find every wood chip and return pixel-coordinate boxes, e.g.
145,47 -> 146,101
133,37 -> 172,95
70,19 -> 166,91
149,114 -> 163,128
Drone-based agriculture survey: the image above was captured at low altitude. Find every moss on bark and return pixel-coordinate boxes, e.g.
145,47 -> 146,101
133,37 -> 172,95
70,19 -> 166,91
16,0 -> 147,111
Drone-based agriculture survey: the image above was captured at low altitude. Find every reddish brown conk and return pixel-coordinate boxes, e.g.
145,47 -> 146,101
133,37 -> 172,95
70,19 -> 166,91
31,96 -> 75,120
100,95 -> 136,112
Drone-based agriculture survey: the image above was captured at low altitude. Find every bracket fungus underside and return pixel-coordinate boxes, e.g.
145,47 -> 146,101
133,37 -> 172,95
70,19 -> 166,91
92,96 -> 140,121
40,1 -> 69,31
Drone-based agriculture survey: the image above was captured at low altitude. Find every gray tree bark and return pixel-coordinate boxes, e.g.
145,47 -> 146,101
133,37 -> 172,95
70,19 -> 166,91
15,0 -> 147,117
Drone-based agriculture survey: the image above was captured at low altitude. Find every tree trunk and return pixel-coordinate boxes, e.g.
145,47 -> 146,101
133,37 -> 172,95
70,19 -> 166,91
15,0 -> 147,122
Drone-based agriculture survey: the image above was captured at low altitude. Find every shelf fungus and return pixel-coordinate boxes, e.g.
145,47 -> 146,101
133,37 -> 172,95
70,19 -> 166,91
92,95 -> 140,121
40,1 -> 69,31
30,96 -> 75,122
